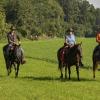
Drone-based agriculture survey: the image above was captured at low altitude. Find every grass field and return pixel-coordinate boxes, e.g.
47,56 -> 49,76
0,38 -> 100,100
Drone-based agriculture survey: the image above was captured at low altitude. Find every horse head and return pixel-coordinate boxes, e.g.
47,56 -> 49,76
75,42 -> 82,58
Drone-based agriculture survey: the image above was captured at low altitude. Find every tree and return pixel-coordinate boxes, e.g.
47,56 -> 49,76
0,3 -> 6,38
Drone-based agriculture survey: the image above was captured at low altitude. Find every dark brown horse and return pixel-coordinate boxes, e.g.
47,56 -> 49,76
3,44 -> 22,78
93,44 -> 100,78
57,43 -> 82,80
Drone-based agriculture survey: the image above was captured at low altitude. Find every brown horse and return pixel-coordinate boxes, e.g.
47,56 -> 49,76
57,43 -> 82,80
93,45 -> 100,78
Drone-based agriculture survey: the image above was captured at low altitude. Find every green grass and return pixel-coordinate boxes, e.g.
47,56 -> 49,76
0,38 -> 100,100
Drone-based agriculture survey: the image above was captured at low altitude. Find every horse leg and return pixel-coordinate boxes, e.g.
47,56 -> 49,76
5,63 -> 8,75
13,63 -> 17,72
13,63 -> 17,77
7,62 -> 12,76
59,62 -> 63,79
65,65 -> 67,79
5,60 -> 9,76
76,65 -> 80,81
68,66 -> 71,80
7,67 -> 10,76
60,67 -> 63,79
15,64 -> 19,78
93,62 -> 97,79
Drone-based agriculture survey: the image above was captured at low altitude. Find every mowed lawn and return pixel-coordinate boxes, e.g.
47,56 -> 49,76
0,38 -> 100,100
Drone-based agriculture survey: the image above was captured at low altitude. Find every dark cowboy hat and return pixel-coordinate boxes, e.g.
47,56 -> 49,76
67,28 -> 74,32
10,26 -> 16,30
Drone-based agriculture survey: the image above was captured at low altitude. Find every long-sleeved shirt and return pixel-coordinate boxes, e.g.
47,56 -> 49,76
65,34 -> 76,45
7,32 -> 20,44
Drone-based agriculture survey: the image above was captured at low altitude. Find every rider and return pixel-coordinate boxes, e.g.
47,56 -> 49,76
7,25 -> 26,64
61,28 -> 75,64
64,28 -> 84,67
65,28 -> 76,47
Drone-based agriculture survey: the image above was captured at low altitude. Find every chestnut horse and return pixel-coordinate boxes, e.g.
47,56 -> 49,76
57,43 -> 82,80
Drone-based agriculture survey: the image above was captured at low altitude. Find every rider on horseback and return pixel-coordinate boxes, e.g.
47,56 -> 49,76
7,26 -> 26,64
62,28 -> 84,67
65,28 -> 76,47
60,28 -> 75,64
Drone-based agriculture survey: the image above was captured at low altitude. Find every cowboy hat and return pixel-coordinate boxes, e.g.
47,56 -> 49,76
67,28 -> 74,32
10,26 -> 16,30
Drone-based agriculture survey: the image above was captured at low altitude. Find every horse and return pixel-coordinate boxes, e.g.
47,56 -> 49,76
57,43 -> 82,80
3,44 -> 22,78
93,44 -> 100,78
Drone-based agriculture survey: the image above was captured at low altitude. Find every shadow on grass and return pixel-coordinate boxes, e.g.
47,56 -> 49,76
0,75 -> 6,78
20,76 -> 59,81
19,76 -> 96,82
26,56 -> 57,64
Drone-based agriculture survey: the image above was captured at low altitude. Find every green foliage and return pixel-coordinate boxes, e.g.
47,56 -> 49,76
0,0 -> 100,37
0,4 -> 7,39
4,0 -> 64,37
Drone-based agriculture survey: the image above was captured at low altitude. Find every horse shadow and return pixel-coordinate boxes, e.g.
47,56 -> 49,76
19,76 -> 96,82
20,76 -> 59,81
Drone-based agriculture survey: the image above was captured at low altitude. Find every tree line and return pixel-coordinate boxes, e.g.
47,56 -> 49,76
0,0 -> 100,38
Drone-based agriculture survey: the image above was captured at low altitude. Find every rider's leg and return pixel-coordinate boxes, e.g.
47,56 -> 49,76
7,44 -> 13,54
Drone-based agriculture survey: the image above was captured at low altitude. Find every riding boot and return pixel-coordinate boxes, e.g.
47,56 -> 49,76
21,54 -> 26,64
21,58 -> 26,64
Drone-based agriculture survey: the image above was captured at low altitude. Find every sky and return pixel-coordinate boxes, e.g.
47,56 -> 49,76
87,0 -> 100,8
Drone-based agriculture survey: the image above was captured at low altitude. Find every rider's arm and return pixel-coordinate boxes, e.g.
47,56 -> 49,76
16,34 -> 21,45
73,35 -> 76,44
17,35 -> 20,41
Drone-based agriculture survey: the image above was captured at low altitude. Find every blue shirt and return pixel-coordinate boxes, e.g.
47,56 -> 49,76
65,34 -> 76,45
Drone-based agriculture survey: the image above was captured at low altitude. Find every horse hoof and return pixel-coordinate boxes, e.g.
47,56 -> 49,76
8,73 -> 10,76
